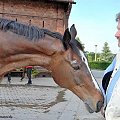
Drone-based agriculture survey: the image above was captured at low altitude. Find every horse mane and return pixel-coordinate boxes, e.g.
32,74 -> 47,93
0,18 -> 84,54
76,40 -> 84,51
0,18 -> 63,42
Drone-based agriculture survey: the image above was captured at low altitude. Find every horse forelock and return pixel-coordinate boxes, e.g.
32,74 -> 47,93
70,40 -> 84,58
0,18 -> 63,42
75,40 -> 84,51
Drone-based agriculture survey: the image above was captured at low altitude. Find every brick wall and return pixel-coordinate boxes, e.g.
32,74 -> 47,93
0,0 -> 71,34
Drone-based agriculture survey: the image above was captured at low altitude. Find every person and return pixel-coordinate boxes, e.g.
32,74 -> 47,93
7,72 -> 11,83
101,12 -> 120,120
20,67 -> 26,81
21,66 -> 33,85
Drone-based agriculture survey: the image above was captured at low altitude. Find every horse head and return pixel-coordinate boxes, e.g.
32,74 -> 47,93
49,24 -> 104,113
0,18 -> 103,113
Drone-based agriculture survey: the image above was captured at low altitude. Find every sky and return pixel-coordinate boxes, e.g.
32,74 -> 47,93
69,0 -> 120,53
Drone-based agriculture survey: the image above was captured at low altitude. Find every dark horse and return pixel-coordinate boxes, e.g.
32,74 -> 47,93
0,18 -> 103,113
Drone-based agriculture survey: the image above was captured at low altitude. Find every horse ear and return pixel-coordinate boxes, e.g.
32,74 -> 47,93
63,28 -> 71,50
70,24 -> 77,39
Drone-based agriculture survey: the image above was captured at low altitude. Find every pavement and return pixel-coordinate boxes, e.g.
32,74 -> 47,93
0,70 -> 105,120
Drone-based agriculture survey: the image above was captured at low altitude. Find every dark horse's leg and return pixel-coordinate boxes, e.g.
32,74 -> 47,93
7,72 -> 11,83
26,68 -> 32,84
20,68 -> 26,81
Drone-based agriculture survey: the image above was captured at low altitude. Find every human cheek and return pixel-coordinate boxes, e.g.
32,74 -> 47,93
115,31 -> 120,39
118,40 -> 120,47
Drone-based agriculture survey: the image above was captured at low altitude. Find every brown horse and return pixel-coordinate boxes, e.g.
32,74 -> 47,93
0,18 -> 103,113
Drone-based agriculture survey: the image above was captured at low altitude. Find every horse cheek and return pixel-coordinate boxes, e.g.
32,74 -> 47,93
51,66 -> 75,89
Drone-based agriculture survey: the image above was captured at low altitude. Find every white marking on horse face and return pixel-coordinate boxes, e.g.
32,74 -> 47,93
79,50 -> 100,90
71,60 -> 77,64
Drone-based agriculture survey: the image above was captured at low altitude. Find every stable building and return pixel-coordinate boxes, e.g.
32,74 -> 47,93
0,0 -> 75,34
0,0 -> 75,77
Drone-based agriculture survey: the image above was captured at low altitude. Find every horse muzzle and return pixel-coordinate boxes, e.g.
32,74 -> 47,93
85,100 -> 104,113
96,101 -> 104,112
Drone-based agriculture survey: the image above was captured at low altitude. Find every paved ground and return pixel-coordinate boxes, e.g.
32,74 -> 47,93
0,70 -> 105,120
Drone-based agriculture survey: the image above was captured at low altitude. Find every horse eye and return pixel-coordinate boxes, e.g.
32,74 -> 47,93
71,60 -> 80,70
73,65 -> 80,70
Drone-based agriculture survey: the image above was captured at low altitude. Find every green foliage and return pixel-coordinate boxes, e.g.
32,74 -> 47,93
89,61 -> 111,70
101,42 -> 113,62
86,52 -> 95,61
76,37 -> 81,43
32,69 -> 40,77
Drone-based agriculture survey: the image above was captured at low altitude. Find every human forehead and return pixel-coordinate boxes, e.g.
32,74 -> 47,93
117,21 -> 120,29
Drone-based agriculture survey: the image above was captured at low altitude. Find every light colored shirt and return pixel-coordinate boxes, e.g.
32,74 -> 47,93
105,50 -> 120,120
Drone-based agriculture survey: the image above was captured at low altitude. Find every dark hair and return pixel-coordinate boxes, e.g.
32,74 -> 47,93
0,18 -> 63,42
116,12 -> 120,21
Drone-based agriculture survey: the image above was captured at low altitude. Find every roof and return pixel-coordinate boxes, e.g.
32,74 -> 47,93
49,0 -> 76,4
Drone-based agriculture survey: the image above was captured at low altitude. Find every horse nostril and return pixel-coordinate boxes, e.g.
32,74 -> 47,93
96,101 -> 103,112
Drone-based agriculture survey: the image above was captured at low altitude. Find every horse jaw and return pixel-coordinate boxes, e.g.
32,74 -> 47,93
70,85 -> 103,113
49,49 -> 104,113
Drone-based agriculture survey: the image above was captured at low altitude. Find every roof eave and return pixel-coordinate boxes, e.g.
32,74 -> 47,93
48,0 -> 76,4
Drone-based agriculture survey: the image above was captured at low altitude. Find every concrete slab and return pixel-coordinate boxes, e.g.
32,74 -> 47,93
0,70 -> 105,120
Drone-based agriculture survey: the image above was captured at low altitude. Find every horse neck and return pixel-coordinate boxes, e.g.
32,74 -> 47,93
0,33 -> 64,77
34,37 -> 65,69
36,35 -> 64,54
0,53 -> 52,77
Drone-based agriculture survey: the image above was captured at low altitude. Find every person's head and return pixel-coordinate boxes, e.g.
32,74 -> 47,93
115,12 -> 120,47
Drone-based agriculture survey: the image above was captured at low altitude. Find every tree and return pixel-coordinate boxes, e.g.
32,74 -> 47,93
87,52 -> 95,61
101,42 -> 113,62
